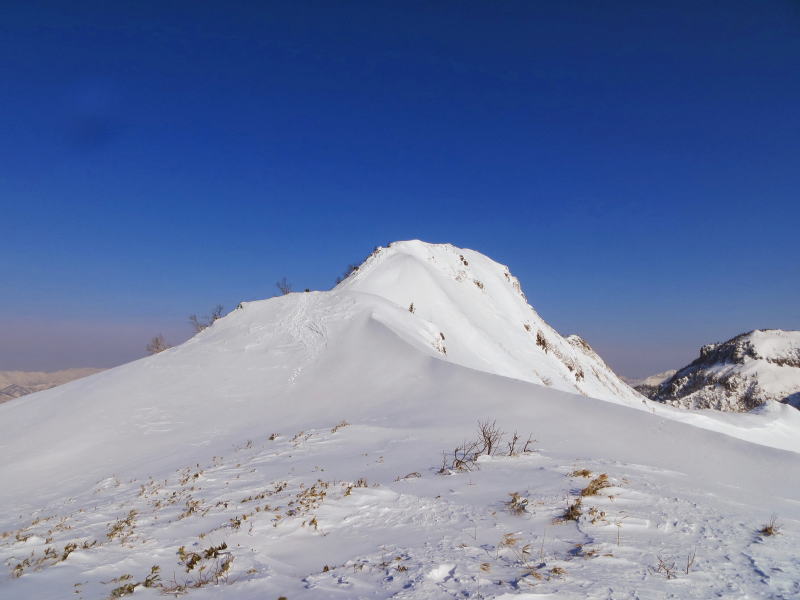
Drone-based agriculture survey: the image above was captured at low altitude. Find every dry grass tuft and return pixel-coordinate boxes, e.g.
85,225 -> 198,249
557,498 -> 582,522
580,473 -> 611,497
568,468 -> 592,478
331,420 -> 350,433
506,492 -> 529,515
107,510 -> 137,543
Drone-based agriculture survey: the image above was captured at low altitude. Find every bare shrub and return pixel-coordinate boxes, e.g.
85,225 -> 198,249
276,277 -> 292,295
146,334 -> 170,355
335,264 -> 359,285
506,431 -> 520,455
685,548 -> 696,574
334,247 -> 383,286
522,435 -> 535,453
650,554 -> 678,579
478,419 -> 503,456
439,439 -> 483,473
505,431 -> 536,456
189,305 -> 224,333
759,514 -> 781,537
209,304 -> 224,323
439,420 -> 536,474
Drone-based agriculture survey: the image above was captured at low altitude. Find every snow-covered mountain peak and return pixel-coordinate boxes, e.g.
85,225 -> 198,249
655,329 -> 800,411
335,240 -> 642,404
338,240 -> 527,296
3,244 -> 800,600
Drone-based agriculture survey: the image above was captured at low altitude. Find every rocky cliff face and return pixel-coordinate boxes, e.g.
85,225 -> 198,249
653,330 -> 800,412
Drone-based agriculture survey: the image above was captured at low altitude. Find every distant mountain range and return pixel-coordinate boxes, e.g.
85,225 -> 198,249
622,370 -> 677,397
0,368 -> 104,403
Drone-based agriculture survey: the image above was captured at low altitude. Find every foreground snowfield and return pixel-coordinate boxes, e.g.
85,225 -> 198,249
1,241 -> 798,599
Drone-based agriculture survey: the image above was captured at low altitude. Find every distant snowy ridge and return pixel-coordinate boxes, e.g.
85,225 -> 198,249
622,370 -> 677,397
654,329 -> 800,411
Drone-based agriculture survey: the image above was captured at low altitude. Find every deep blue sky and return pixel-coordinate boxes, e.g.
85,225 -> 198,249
1,1 -> 798,377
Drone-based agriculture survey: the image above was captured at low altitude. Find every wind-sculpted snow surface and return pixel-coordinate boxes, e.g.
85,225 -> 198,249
1,241 -> 799,599
336,241 -> 644,405
654,329 -> 800,412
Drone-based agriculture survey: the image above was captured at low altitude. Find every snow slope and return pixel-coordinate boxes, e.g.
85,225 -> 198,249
1,241 -> 799,600
336,241 -> 644,405
654,329 -> 800,411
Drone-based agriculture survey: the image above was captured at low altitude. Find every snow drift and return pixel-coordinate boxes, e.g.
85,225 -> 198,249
335,241 -> 643,404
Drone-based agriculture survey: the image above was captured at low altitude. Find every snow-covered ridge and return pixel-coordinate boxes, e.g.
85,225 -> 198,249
336,240 -> 643,405
654,329 -> 800,411
2,241 -> 800,599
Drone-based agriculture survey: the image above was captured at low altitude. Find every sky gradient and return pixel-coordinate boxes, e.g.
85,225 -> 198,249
2,1 -> 799,377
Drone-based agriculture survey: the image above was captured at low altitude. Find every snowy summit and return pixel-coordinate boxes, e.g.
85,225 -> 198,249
1,240 -> 799,600
334,241 -> 643,404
